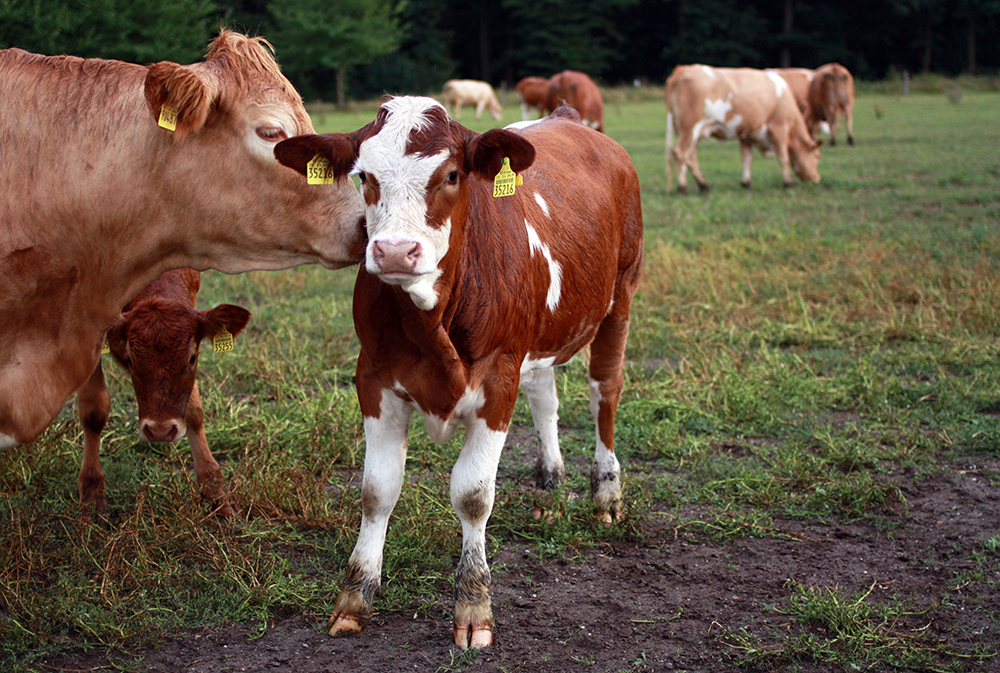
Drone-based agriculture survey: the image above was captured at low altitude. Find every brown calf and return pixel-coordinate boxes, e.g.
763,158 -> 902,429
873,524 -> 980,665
76,270 -> 249,516
275,99 -> 643,649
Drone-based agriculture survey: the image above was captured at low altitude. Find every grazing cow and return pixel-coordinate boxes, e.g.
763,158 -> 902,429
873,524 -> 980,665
0,31 -> 365,449
442,79 -> 503,120
76,269 -> 250,516
546,70 -> 604,132
516,76 -> 552,120
665,64 -> 822,192
274,98 -> 643,649
806,62 -> 855,145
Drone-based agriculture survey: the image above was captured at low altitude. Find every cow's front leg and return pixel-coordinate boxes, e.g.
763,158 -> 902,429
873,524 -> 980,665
740,140 -> 754,188
451,415 -> 507,649
328,388 -> 411,636
184,382 -> 232,516
77,360 -> 110,515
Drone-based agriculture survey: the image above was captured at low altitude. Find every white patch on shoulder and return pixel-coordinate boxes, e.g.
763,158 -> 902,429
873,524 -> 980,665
424,385 -> 486,443
766,70 -> 789,98
533,192 -> 551,218
525,221 -> 563,311
0,432 -> 20,450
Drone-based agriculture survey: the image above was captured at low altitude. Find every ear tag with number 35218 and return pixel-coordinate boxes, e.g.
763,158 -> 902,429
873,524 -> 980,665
213,327 -> 235,354
493,157 -> 522,198
307,154 -> 336,185
158,104 -> 178,131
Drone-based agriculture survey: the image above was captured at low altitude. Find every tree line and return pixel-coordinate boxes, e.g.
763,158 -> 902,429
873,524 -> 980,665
2,0 -> 998,105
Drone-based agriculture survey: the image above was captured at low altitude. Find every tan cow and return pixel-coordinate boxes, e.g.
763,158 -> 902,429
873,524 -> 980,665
806,62 -> 855,145
665,64 -> 821,192
0,31 -> 365,450
515,76 -> 552,120
77,269 -> 250,517
442,79 -> 503,120
773,67 -> 815,113
546,70 -> 604,132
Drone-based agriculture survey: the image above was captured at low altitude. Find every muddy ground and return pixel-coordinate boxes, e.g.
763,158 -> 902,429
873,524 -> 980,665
39,454 -> 1000,673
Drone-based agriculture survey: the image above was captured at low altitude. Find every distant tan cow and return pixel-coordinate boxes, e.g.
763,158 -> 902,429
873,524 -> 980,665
442,79 -> 503,120
665,64 -> 821,192
516,76 -> 551,120
546,70 -> 604,132
772,67 -> 815,113
806,63 -> 855,145
0,31 -> 365,449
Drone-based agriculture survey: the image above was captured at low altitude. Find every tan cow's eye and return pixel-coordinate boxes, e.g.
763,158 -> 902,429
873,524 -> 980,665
257,127 -> 287,142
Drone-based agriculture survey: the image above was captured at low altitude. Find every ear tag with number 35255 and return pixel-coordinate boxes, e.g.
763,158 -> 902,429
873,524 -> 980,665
493,157 -> 522,198
213,327 -> 235,354
158,104 -> 178,131
307,154 -> 336,185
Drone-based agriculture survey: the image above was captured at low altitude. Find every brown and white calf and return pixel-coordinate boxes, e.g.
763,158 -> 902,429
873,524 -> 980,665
516,76 -> 552,120
76,269 -> 249,516
806,62 -> 855,146
0,31 -> 364,450
546,70 -> 604,132
275,98 -> 643,649
442,79 -> 503,120
665,64 -> 821,191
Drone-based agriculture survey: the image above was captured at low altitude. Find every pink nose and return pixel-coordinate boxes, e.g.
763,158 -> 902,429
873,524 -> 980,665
140,419 -> 183,443
372,240 -> 421,275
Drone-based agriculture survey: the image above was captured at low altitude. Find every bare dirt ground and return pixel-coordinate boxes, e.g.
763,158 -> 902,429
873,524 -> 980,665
39,455 -> 1000,673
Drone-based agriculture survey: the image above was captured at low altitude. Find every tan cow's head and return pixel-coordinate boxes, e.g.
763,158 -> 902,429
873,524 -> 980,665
790,137 -> 823,184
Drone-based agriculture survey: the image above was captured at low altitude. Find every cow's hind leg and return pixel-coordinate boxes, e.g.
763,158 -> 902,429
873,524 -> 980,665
740,141 -> 754,189
520,366 -> 566,519
587,311 -> 631,524
451,416 -> 507,649
184,382 -> 232,516
328,389 -> 411,637
77,361 -> 110,516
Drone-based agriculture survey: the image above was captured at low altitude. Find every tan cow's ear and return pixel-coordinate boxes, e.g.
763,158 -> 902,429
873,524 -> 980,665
274,133 -> 359,178
144,61 -> 220,139
465,128 -> 536,178
199,305 -> 251,341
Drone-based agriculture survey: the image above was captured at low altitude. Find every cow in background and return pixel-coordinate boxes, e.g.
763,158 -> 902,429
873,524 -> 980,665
546,70 -> 604,132
442,79 -> 503,120
806,62 -> 855,145
77,270 -> 250,516
516,76 -> 551,120
665,64 -> 821,192
773,67 -> 815,113
0,31 -> 364,449
275,98 -> 643,649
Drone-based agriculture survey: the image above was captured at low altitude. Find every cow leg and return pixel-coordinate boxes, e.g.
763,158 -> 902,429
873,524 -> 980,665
520,366 -> 566,520
673,134 -> 709,193
740,140 -> 754,189
828,112 -> 840,146
328,389 -> 411,637
77,360 -> 111,515
184,382 -> 232,516
475,99 -> 486,119
587,312 -> 630,525
845,106 -> 855,145
773,130 -> 795,187
451,415 -> 507,650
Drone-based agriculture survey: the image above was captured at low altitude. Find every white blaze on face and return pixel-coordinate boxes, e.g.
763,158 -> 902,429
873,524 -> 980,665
525,220 -> 562,312
355,97 -> 452,310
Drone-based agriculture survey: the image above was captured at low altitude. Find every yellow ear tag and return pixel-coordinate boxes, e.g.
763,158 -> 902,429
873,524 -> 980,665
213,327 -> 235,354
307,154 -> 336,185
101,339 -> 110,355
158,104 -> 179,131
493,157 -> 521,198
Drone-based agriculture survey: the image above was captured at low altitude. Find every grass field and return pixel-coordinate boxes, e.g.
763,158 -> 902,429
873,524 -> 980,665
2,86 -> 1000,671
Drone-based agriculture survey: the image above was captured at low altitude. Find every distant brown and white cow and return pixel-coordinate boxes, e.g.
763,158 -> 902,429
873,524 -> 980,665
442,79 -> 503,120
516,76 -> 552,120
76,269 -> 249,516
0,31 -> 365,449
546,70 -> 604,132
665,64 -> 822,191
806,62 -> 855,146
275,98 -> 643,649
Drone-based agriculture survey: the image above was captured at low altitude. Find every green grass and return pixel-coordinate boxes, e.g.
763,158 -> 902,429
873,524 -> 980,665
2,87 -> 1000,670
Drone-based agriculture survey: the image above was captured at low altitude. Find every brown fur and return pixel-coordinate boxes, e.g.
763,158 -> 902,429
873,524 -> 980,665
546,70 -> 604,132
806,62 -> 856,145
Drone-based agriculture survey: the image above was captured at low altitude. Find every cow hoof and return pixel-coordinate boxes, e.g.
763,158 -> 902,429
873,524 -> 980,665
697,182 -> 710,193
741,181 -> 751,189
829,138 -> 837,146
847,136 -> 855,146
327,613 -> 364,636
783,181 -> 795,189
455,623 -> 493,650
676,185 -> 688,195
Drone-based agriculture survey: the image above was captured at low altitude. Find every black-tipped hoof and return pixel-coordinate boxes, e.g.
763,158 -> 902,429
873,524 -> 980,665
697,182 -> 710,193
783,181 -> 795,189
847,136 -> 855,146
829,137 -> 837,146
741,181 -> 751,190
677,185 -> 688,195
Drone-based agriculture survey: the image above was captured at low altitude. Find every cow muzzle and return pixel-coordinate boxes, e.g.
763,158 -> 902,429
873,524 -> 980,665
371,239 -> 423,276
140,418 -> 185,443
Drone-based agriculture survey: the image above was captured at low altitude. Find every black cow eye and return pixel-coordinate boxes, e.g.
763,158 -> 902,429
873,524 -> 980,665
358,171 -> 367,183
447,171 -> 459,184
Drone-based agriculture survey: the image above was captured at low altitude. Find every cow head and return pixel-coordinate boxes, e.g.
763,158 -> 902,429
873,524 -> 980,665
790,137 -> 823,184
275,96 -> 536,311
106,300 -> 250,443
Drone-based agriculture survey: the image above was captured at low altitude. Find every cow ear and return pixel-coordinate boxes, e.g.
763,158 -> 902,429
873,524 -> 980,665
199,304 -> 252,341
275,133 -> 359,178
465,128 -> 536,179
144,61 -> 220,139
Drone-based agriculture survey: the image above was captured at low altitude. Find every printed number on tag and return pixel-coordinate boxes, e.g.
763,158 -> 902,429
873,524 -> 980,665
213,328 -> 235,353
307,154 -> 336,185
493,157 -> 519,198
158,105 -> 178,131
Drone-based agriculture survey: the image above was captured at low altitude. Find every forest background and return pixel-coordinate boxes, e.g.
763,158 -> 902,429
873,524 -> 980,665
1,0 -> 999,107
